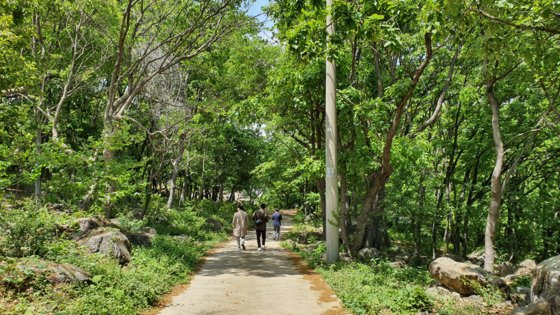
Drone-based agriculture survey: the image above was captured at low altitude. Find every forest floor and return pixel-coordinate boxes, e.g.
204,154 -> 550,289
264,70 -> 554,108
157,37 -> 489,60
146,212 -> 347,315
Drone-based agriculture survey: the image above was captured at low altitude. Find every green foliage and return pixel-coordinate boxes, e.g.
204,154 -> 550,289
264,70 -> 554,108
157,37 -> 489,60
316,261 -> 434,314
466,279 -> 506,306
0,200 -> 230,314
0,202 -> 61,258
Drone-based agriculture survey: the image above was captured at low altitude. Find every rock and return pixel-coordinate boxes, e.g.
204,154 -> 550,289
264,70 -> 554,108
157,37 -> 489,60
511,287 -> 531,306
426,286 -> 458,299
511,299 -> 551,315
46,263 -> 91,283
49,203 -> 66,212
531,255 -> 560,314
467,249 -> 485,266
340,255 -> 353,263
125,227 -> 156,247
429,257 -> 487,295
79,230 -> 131,265
514,259 -> 537,277
13,260 -> 90,284
497,301 -> 514,310
358,247 -> 382,261
204,217 -> 223,232
496,261 -> 515,277
74,216 -> 117,235
444,254 -> 464,263
140,227 -> 157,235
391,260 -> 407,268
465,295 -> 484,306
490,276 -> 510,291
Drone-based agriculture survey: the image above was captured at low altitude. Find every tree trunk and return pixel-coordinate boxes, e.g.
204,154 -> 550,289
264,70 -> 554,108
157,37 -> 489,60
102,114 -> 116,218
167,159 -> 180,208
350,33 -> 433,256
34,108 -> 42,198
484,74 -> 505,272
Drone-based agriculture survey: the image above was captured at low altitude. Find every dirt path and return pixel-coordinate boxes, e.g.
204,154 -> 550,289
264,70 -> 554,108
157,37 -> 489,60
156,212 -> 345,315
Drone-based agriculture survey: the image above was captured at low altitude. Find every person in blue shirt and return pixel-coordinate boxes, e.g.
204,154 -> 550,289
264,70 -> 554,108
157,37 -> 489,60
271,208 -> 282,241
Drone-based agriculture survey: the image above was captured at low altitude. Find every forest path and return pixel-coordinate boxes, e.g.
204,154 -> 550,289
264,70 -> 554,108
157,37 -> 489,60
155,211 -> 346,315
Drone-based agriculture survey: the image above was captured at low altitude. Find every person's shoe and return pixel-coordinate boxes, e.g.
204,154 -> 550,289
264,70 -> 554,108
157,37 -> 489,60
257,247 -> 263,251
242,244 -> 246,250
262,245 -> 266,250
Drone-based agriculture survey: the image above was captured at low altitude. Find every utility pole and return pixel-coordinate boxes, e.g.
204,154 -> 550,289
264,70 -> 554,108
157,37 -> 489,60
325,0 -> 338,264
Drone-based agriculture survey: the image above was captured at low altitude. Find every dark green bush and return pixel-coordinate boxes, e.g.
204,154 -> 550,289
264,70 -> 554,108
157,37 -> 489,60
0,203 -> 61,258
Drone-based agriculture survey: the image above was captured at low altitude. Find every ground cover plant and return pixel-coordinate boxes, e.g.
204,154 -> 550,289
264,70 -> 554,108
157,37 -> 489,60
0,200 -> 233,314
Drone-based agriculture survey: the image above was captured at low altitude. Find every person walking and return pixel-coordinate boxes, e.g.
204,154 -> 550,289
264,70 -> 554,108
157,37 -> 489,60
252,203 -> 269,251
232,205 -> 248,250
271,208 -> 282,241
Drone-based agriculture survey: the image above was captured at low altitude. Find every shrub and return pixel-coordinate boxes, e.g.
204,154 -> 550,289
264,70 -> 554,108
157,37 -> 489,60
0,203 -> 61,258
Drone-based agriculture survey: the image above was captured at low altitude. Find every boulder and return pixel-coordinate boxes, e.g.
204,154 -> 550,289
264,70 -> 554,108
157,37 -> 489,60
358,247 -> 382,261
425,285 -> 461,300
514,259 -> 537,277
125,227 -> 157,247
429,257 -> 487,295
340,253 -> 353,264
511,299 -> 551,315
496,261 -> 515,277
46,263 -> 91,283
79,230 -> 131,265
74,216 -> 117,235
467,249 -> 485,266
511,287 -> 531,306
531,255 -> 560,314
13,260 -> 90,284
465,295 -> 484,306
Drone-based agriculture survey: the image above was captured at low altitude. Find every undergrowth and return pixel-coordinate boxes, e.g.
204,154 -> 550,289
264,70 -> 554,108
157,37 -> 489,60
0,199 -> 232,314
284,224 -> 434,315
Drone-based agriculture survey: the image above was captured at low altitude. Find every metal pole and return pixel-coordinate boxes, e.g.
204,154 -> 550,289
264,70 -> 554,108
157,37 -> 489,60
325,0 -> 338,264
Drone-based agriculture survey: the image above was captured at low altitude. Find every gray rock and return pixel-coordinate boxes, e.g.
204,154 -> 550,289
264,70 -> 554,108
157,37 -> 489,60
425,286 -> 458,299
429,257 -> 487,295
514,259 -> 537,277
531,255 -> 560,314
496,261 -> 515,277
75,216 -> 117,235
358,247 -> 382,261
47,263 -> 91,283
14,260 -> 90,284
126,227 -> 157,247
511,299 -> 551,315
511,287 -> 531,306
467,249 -> 485,266
465,295 -> 484,306
80,230 -> 131,265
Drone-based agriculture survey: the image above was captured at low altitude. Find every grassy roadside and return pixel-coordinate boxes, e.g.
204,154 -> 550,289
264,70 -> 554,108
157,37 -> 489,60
282,221 -> 512,315
0,199 -> 244,314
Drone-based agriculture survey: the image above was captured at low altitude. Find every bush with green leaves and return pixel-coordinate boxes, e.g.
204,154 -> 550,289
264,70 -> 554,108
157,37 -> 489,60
0,202 -> 62,258
316,261 -> 434,314
0,199 -> 231,314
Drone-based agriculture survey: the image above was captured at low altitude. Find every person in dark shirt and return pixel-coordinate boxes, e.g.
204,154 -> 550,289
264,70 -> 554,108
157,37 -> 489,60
252,203 -> 269,251
271,208 -> 282,241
